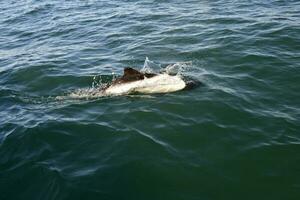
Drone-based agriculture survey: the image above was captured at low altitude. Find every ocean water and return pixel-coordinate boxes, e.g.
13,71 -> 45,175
1,0 -> 300,199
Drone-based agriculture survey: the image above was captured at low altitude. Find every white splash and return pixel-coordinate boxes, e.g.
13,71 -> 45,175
141,57 -> 161,74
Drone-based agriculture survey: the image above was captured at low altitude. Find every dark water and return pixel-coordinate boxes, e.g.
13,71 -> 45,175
1,0 -> 300,199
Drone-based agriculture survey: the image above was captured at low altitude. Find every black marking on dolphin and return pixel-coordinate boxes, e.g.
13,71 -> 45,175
112,67 -> 157,84
101,67 -> 156,91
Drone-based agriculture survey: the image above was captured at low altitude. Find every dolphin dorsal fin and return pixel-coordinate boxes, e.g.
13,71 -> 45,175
123,67 -> 143,76
118,67 -> 144,82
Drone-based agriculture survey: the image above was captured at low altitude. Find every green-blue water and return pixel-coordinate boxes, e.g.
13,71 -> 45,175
1,0 -> 300,199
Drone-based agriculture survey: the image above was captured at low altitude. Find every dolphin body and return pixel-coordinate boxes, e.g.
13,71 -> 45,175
103,67 -> 187,96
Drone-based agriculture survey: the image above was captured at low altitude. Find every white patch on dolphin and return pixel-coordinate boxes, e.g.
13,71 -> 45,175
104,73 -> 186,96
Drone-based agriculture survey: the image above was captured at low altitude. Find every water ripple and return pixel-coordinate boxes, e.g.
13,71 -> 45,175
1,0 -> 300,199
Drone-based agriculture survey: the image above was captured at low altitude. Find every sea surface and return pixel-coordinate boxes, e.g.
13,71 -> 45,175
1,0 -> 300,199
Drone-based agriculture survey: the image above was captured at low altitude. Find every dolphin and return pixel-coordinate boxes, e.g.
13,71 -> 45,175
103,67 -> 188,95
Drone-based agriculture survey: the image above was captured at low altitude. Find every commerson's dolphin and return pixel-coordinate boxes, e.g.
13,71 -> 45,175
103,67 -> 188,95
